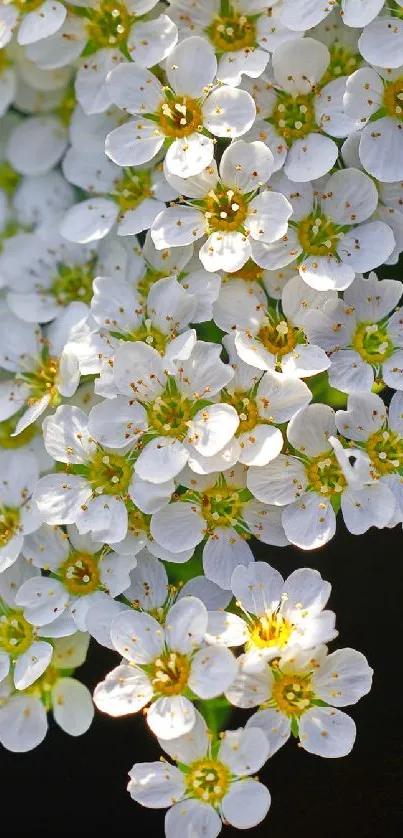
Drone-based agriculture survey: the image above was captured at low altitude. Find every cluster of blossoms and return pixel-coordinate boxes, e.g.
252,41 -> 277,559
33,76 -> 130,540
0,0 -> 401,833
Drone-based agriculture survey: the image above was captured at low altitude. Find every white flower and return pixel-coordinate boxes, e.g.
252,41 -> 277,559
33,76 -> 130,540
152,141 -> 292,274
128,709 -> 271,834
94,596 -> 238,738
233,644 -> 373,758
89,339 -> 238,483
16,524 -> 135,633
0,631 -> 93,752
280,0 -> 385,31
304,272 -> 403,392
243,37 -> 361,182
5,113 -> 68,177
34,403 -> 161,544
0,558 -> 53,690
344,65 -> 403,182
334,390 -> 403,522
247,403 -> 395,549
0,1 -> 67,50
206,563 -> 337,671
169,0 -> 297,86
214,277 -> 331,377
0,304 -> 87,435
105,37 -> 256,177
358,3 -> 403,69
150,465 -> 289,590
0,451 -> 41,573
253,169 -> 395,291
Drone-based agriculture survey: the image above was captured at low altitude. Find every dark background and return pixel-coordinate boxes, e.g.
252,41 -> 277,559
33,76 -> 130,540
3,524 -> 402,837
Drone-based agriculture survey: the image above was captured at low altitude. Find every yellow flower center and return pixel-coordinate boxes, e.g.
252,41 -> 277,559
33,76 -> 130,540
114,169 -> 152,213
203,185 -> 249,233
19,355 -> 60,409
200,484 -> 245,529
14,0 -> 43,12
148,390 -> 194,439
271,672 -> 314,717
208,10 -> 256,53
126,322 -> 168,354
224,259 -> 264,284
0,609 -> 34,656
137,267 -> 170,301
298,213 -> 339,256
0,506 -> 20,548
51,262 -> 95,306
59,551 -> 100,596
127,505 -> 151,538
383,78 -> 403,122
352,322 -> 394,364
158,96 -> 203,138
88,451 -> 132,496
320,43 -> 361,88
272,94 -> 316,142
249,613 -> 293,650
257,319 -> 297,357
305,452 -> 346,496
222,391 -> 259,434
366,428 -> 403,475
149,651 -> 190,696
186,758 -> 230,804
86,0 -> 133,48
0,414 -> 38,450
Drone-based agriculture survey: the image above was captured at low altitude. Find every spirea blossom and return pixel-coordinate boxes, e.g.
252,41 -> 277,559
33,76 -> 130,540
0,1 -> 399,833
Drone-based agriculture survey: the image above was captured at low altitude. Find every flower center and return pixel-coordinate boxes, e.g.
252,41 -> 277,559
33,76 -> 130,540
207,8 -> 256,53
148,389 -> 193,439
257,318 -> 297,357
127,505 -> 151,538
298,213 -> 339,256
249,613 -> 293,650
86,1 -> 133,48
149,651 -> 190,696
272,94 -> 316,142
305,452 -> 346,496
0,506 -> 20,547
88,451 -> 132,496
366,429 -> 403,475
19,355 -> 60,408
14,0 -> 43,12
114,170 -> 152,213
186,758 -> 230,805
383,78 -> 403,122
0,609 -> 34,655
271,672 -> 313,717
222,391 -> 259,434
203,185 -> 248,233
51,262 -> 95,306
125,321 -> 168,354
352,322 -> 394,364
0,162 -> 20,197
158,96 -> 203,139
137,268 -> 169,302
320,43 -> 361,88
0,414 -> 38,450
200,484 -> 245,529
59,551 -> 100,596
224,259 -> 264,284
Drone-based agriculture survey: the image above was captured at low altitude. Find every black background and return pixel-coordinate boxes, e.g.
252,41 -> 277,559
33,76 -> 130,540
3,523 -> 402,836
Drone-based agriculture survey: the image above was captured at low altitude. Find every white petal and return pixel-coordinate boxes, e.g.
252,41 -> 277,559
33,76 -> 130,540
203,528 -> 254,590
360,119 -> 403,183
328,351 -> 373,394
203,87 -> 256,138
135,437 -> 189,483
324,168 -> 378,225
14,640 -> 53,690
34,473 -> 92,526
231,562 -> 284,617
200,232 -> 251,273
248,191 -> 292,243
187,403 -> 239,457
75,49 -> 126,115
127,14 -> 178,68
246,707 -> 291,755
107,63 -> 163,113
247,455 -> 307,505
189,646 -> 238,698
165,596 -> 207,654
287,403 -> 335,456
165,134 -> 214,179
313,648 -> 373,707
285,134 -> 338,182
128,761 -> 185,807
219,140 -> 274,192
157,708 -> 209,763
60,199 -> 118,244
105,120 -> 164,167
94,664 -> 153,715
273,37 -> 329,94
222,779 -> 271,829
152,206 -> 205,249
52,678 -> 94,735
15,577 -> 68,626
219,727 -> 270,775
150,502 -> 204,552
299,706 -> 356,758
257,369 -> 312,423
18,1 -> 66,46
111,609 -> 165,663
165,800 -> 220,838
341,484 -> 394,534
147,695 -> 195,740
7,116 -> 67,176
165,35 -> 216,97
88,397 -> 147,449
359,18 -> 403,69
0,695 -> 47,753
178,577 -> 231,611
282,494 -> 336,550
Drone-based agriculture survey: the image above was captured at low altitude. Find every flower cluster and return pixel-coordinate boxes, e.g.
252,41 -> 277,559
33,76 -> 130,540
0,0 -> 400,833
